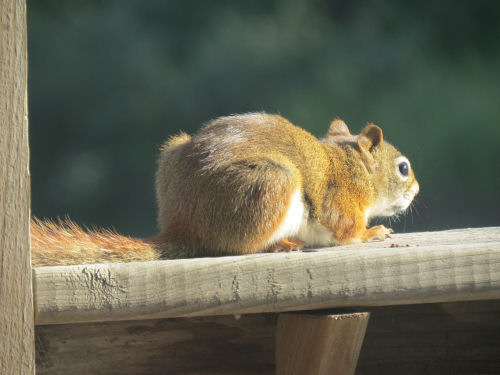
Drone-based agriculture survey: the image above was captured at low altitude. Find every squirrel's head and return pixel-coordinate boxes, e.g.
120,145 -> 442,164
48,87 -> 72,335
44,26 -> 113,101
324,119 -> 419,219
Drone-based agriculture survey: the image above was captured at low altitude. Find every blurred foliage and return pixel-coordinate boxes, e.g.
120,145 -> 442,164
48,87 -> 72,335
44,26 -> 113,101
28,0 -> 500,237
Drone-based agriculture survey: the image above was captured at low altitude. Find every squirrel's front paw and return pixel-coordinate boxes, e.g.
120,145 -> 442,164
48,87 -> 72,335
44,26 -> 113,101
361,225 -> 393,242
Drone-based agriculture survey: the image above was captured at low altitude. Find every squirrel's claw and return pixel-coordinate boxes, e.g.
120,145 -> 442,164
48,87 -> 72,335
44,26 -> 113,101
361,225 -> 393,242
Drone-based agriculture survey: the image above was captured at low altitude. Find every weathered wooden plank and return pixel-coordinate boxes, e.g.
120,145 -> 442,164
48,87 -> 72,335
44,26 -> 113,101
36,314 -> 276,375
34,227 -> 500,325
0,0 -> 34,373
35,300 -> 500,375
276,312 -> 369,375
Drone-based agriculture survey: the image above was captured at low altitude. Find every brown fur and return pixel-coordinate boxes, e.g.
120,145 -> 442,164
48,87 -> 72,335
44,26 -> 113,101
31,218 -> 160,267
31,113 -> 419,266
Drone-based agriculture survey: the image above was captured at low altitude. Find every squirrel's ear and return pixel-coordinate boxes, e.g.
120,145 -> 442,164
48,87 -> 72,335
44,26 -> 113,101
358,124 -> 383,151
325,119 -> 351,139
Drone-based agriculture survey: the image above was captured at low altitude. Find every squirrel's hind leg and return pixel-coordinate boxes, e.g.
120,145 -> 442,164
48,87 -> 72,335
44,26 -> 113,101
265,238 -> 304,253
199,156 -> 304,256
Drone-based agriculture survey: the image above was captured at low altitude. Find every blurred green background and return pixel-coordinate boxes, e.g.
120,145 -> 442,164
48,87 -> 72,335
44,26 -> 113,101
29,0 -> 500,237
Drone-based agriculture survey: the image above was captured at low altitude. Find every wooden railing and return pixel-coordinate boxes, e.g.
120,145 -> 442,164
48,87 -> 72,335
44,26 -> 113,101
34,228 -> 500,325
32,228 -> 500,375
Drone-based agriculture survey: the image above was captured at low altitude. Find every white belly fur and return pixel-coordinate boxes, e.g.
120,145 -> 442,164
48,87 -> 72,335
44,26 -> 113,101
262,189 -> 335,249
297,219 -> 336,247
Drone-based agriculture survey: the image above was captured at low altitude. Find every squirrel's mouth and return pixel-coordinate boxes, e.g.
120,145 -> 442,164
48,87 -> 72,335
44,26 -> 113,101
367,181 -> 419,219
392,184 -> 419,214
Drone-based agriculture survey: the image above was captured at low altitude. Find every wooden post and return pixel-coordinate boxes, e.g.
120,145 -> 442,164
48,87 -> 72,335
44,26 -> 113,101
0,0 -> 35,373
276,312 -> 370,375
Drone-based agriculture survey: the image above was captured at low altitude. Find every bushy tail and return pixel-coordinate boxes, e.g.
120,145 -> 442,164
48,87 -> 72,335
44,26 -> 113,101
30,218 -> 162,267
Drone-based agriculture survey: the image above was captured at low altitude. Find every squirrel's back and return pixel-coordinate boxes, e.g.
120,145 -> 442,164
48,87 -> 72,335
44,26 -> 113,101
154,113 -> 334,256
155,113 -> 329,235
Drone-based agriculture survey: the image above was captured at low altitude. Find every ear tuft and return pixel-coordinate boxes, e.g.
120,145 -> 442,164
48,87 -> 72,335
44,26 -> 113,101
358,124 -> 383,151
325,119 -> 351,139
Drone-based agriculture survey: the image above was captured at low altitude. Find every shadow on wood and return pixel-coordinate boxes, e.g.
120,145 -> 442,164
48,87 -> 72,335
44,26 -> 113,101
35,300 -> 500,375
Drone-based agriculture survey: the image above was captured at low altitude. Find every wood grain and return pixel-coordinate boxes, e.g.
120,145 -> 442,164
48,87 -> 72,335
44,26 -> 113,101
276,312 -> 369,375
33,227 -> 500,325
0,0 -> 34,373
35,300 -> 500,375
36,314 -> 277,375
34,228 -> 500,324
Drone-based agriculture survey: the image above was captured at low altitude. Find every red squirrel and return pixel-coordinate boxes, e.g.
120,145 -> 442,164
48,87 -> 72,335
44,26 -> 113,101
31,113 -> 419,266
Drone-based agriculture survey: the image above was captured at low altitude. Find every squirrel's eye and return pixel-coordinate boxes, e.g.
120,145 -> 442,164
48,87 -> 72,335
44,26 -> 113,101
398,161 -> 409,177
395,156 -> 411,181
